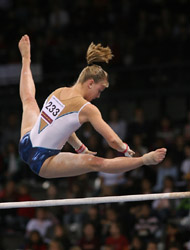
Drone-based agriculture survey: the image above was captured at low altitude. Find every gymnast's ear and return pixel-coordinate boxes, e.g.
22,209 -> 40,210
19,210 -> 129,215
88,79 -> 94,89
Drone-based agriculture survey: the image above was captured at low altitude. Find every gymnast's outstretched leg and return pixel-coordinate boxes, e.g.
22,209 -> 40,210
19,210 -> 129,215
39,148 -> 167,178
19,35 -> 40,138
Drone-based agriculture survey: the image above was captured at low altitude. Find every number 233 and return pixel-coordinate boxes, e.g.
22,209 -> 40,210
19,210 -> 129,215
45,101 -> 60,116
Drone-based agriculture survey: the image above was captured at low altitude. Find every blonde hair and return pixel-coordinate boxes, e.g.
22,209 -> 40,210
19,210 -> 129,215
77,42 -> 113,87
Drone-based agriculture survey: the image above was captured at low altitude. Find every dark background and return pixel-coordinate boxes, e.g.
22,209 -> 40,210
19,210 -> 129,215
0,1 -> 190,250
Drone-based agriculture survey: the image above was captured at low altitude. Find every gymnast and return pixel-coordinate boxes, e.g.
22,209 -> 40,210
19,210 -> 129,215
18,35 -> 167,178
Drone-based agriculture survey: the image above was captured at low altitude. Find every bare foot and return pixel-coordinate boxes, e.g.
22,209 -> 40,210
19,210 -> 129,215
142,148 -> 167,165
18,34 -> 31,60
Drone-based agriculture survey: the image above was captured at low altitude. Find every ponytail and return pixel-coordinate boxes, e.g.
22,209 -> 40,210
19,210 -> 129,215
86,42 -> 113,65
77,42 -> 113,86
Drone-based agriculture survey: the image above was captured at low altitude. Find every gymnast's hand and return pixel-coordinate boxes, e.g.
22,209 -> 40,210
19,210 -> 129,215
122,143 -> 135,157
75,144 -> 97,155
126,147 -> 135,157
83,148 -> 97,155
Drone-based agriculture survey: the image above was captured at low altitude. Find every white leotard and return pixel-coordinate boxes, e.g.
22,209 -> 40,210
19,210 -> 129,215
30,88 -> 90,150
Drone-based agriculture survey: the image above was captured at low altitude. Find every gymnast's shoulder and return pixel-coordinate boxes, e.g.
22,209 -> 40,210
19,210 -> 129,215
79,103 -> 101,122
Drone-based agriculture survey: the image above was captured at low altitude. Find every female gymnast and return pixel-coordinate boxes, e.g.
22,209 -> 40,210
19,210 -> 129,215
18,35 -> 167,178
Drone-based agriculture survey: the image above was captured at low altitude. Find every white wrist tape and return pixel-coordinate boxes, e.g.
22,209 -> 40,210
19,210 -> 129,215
75,144 -> 86,154
122,143 -> 132,157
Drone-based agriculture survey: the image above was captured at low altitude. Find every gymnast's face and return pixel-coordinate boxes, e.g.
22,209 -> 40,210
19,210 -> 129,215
86,80 -> 107,101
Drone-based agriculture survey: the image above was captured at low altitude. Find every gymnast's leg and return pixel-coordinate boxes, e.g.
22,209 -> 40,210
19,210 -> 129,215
39,148 -> 166,178
19,35 -> 40,138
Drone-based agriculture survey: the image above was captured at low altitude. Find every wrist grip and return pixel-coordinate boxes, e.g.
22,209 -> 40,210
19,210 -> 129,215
75,144 -> 86,154
122,143 -> 132,157
122,143 -> 128,154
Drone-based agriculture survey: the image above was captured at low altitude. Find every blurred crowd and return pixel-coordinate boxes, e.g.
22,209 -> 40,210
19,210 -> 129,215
0,106 -> 190,250
1,0 -> 190,81
0,0 -> 190,249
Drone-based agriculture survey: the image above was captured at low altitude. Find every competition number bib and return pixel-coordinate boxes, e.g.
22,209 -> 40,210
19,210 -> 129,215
41,95 -> 65,125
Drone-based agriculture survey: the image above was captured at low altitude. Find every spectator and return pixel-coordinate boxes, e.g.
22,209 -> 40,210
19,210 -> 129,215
130,235 -> 144,250
49,4 -> 70,30
107,107 -> 127,142
183,111 -> 190,141
155,116 -> 175,147
0,150 -> 5,182
153,155 -> 178,192
184,239 -> 190,250
171,135 -> 185,165
48,239 -> 64,250
131,134 -> 148,156
152,176 -> 177,222
133,203 -> 160,243
63,206 -> 84,244
23,230 -> 47,250
3,141 -> 21,181
79,123 -> 94,144
128,107 -> 148,142
105,222 -> 129,250
168,244 -> 181,250
140,178 -> 153,194
176,183 -> 190,219
26,208 -> 54,241
0,112 -> 20,153
85,133 -> 103,156
46,224 -> 71,249
78,223 -> 100,250
16,183 -> 35,229
146,241 -> 157,250
83,206 -> 102,236
101,207 -> 119,237
0,179 -> 18,202
164,223 -> 183,250
101,245 -> 114,250
0,179 -> 18,231
45,183 -> 63,221
69,247 -> 81,250
180,144 -> 190,181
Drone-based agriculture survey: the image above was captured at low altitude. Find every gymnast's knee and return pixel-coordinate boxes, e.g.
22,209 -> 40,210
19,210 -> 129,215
22,95 -> 36,107
89,155 -> 106,171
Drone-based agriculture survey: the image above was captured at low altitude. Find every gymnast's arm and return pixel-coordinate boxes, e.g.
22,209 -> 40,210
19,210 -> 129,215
81,104 -> 127,153
67,132 -> 97,155
67,132 -> 83,150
